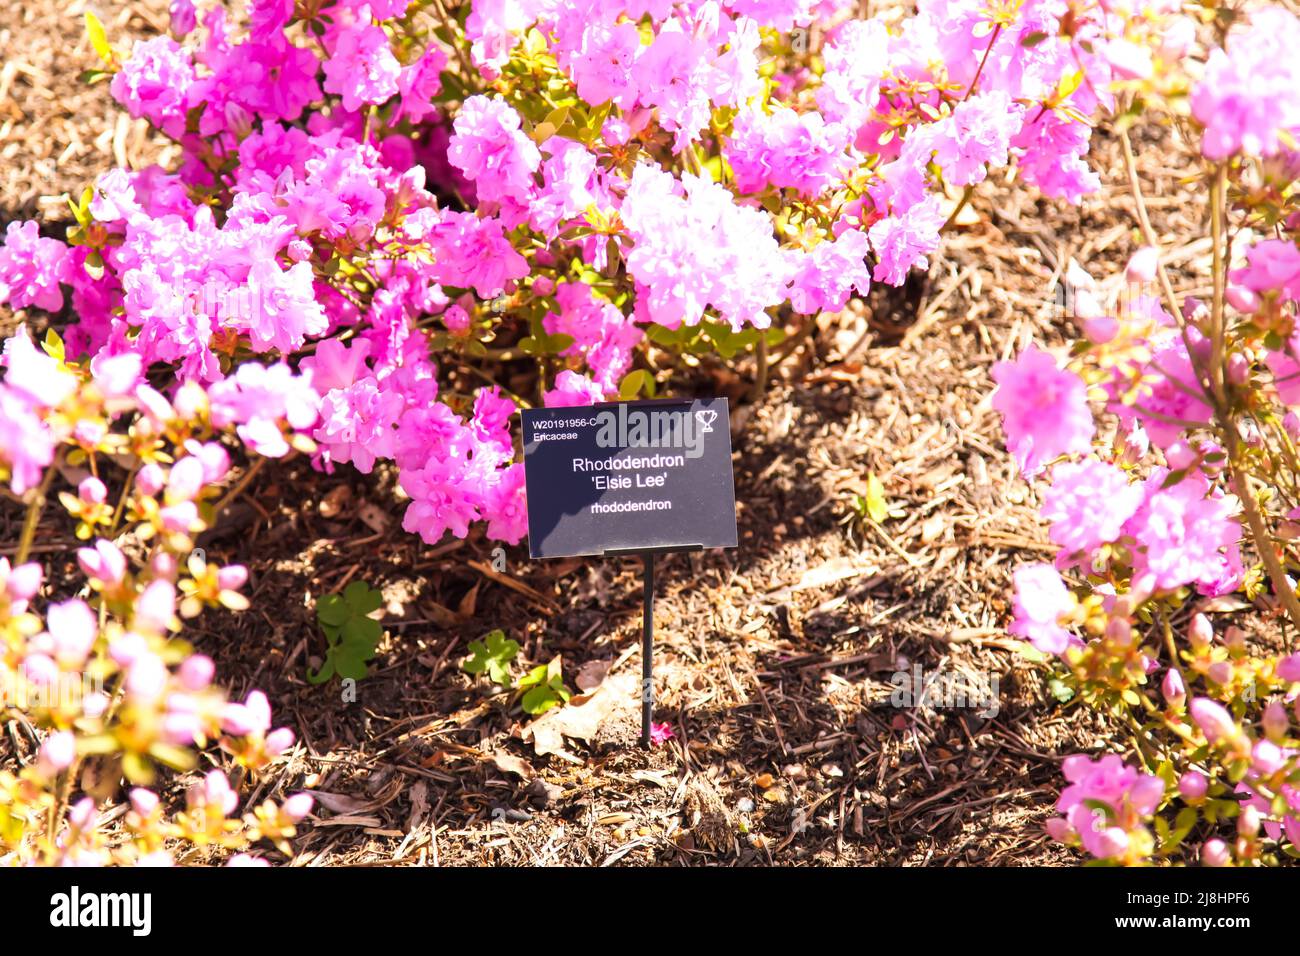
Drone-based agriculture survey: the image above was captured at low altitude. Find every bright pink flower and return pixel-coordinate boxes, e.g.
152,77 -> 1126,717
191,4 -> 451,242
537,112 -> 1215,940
1051,754 -> 1164,860
110,36 -> 196,133
394,45 -> 447,124
786,229 -> 871,315
544,370 -> 605,407
323,18 -> 401,112
1123,471 -> 1242,593
448,95 -> 541,208
0,221 -> 74,313
932,91 -> 1023,186
1042,459 -> 1143,558
1009,563 -> 1076,656
867,194 -> 946,287
991,344 -> 1095,476
1192,8 -> 1300,160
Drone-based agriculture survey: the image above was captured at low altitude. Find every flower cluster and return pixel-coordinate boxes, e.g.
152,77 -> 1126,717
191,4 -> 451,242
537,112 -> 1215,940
0,336 -> 309,865
0,0 -> 1123,549
994,3 -> 1300,866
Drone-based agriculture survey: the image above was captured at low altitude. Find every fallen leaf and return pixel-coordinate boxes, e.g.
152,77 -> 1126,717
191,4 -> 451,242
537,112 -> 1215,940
575,658 -> 611,691
407,780 -> 429,832
314,815 -> 382,828
489,750 -> 535,781
521,672 -> 637,757
754,773 -> 775,789
631,770 -> 674,789
458,580 -> 479,618
421,600 -> 466,629
304,790 -> 376,815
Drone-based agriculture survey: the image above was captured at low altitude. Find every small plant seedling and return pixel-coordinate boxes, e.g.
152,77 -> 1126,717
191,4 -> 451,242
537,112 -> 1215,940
516,656 -> 572,715
307,580 -> 384,684
462,629 -> 520,686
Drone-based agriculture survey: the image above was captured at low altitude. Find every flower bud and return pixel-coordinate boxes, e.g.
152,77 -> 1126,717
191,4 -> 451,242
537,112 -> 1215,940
169,0 -> 196,36
1278,653 -> 1300,682
1201,838 -> 1230,866
1238,803 -> 1261,837
178,654 -> 215,691
1226,353 -> 1250,386
1188,614 -> 1214,649
1286,412 -> 1300,441
130,788 -> 160,817
1252,740 -> 1285,775
77,477 -> 107,505
36,731 -> 76,777
282,793 -> 314,822
266,727 -> 295,756
136,462 -> 166,497
1190,697 -> 1238,743
1178,771 -> 1208,800
1162,668 -> 1186,709
1207,661 -> 1233,685
1263,701 -> 1288,741
1226,285 -> 1260,314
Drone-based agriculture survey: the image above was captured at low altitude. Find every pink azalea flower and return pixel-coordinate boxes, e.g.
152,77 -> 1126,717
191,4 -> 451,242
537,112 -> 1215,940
991,344 -> 1095,476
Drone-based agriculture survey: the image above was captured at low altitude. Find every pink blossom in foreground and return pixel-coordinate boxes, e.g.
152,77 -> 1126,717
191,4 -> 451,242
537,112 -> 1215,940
1041,458 -> 1144,559
1047,755 -> 1164,860
0,220 -> 75,313
1009,563 -> 1077,656
991,344 -> 1095,476
1192,8 -> 1300,160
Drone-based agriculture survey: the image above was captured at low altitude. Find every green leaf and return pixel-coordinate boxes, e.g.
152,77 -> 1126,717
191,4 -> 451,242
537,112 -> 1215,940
343,579 -> 383,615
309,581 -> 384,684
1047,677 -> 1075,703
864,473 -> 889,524
517,657 -> 571,714
334,645 -> 371,681
463,629 -> 520,686
306,657 -> 336,684
341,615 -> 382,650
85,12 -> 114,65
317,594 -> 349,627
618,368 -> 651,400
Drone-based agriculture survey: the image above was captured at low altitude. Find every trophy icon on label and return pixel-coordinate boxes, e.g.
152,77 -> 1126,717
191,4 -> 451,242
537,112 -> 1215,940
695,409 -> 717,433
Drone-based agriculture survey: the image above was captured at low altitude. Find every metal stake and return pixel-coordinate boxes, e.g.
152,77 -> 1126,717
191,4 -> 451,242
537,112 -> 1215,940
640,550 -> 655,749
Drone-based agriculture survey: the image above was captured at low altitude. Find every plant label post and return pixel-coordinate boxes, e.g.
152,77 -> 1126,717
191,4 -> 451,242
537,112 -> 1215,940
520,397 -> 738,748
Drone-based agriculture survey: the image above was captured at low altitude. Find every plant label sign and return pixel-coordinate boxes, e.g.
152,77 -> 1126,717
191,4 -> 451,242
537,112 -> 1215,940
521,397 -> 738,559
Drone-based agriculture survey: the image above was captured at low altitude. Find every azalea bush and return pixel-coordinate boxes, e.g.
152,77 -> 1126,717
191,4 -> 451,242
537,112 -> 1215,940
0,337 -> 309,864
0,0 -> 1215,864
998,2 -> 1300,866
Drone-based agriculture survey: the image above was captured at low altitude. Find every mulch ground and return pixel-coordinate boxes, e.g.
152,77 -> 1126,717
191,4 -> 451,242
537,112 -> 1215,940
0,1 -> 1219,866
